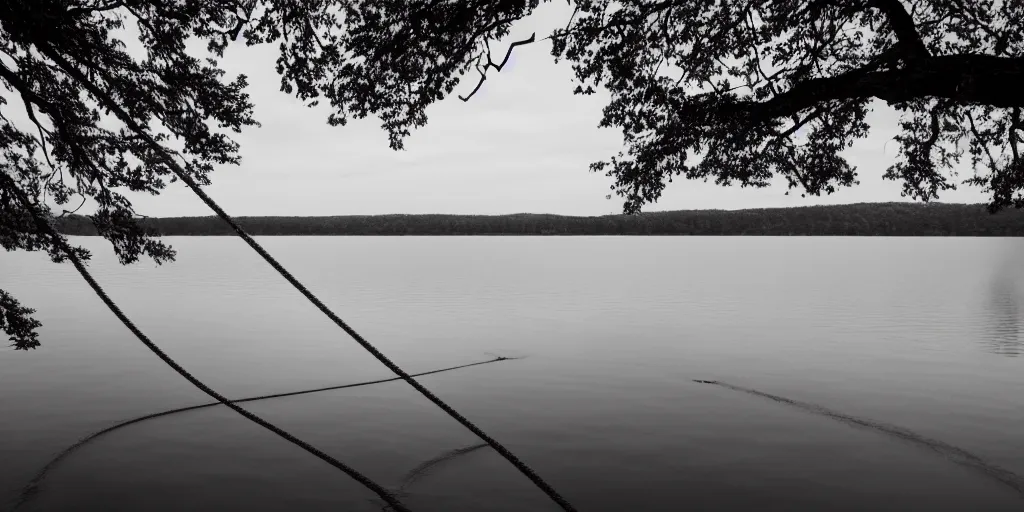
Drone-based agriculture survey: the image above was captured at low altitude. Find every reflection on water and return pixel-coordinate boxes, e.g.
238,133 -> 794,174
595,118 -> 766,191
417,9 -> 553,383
983,250 -> 1024,357
3,237 -> 1024,511
695,379 -> 1024,495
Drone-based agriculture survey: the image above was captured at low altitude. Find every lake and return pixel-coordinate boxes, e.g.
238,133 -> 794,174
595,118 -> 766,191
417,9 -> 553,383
2,236 -> 1023,511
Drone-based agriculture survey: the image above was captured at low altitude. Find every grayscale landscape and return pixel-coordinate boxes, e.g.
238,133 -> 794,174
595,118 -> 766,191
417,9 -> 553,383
3,1 -> 1024,511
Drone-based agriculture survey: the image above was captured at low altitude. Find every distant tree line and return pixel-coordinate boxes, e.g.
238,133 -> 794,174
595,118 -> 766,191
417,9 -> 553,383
52,203 -> 1024,237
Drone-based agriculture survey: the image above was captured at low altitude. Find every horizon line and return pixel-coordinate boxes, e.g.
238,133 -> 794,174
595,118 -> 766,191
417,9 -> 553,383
55,200 -> 994,221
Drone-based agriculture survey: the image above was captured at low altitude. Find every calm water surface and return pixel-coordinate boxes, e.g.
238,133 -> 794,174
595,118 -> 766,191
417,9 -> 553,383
2,237 -> 1023,511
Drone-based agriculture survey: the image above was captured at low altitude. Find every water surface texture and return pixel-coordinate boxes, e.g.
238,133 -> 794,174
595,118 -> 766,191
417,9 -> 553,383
2,237 -> 1023,511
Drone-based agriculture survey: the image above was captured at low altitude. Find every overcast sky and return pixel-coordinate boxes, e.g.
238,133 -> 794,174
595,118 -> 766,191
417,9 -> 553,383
36,4 -> 995,217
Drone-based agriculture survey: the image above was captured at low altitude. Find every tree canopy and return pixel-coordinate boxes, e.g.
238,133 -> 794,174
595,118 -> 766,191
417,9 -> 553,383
3,0 -> 1024,348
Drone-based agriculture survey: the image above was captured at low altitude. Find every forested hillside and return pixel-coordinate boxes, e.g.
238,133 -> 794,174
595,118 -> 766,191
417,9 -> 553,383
53,203 -> 1024,236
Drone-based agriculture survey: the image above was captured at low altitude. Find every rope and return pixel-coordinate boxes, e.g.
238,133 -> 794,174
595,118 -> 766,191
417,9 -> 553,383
1,174 -> 411,512
36,44 -> 577,512
694,379 -> 1024,496
10,356 -> 519,510
167,157 -> 577,510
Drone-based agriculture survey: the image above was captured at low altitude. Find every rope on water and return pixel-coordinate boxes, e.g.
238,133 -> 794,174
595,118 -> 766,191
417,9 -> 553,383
378,378 -> 1024,507
1,174 -> 411,512
37,44 -> 577,512
694,379 -> 1024,497
11,356 -> 519,510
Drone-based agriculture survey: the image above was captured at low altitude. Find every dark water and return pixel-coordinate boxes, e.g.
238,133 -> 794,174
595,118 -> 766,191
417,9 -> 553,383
2,237 -> 1023,511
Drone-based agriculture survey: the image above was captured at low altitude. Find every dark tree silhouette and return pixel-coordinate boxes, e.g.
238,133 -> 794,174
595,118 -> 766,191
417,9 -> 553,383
47,202 -> 1024,236
2,0 -> 1024,346
545,0 -> 1024,213
0,0 -> 541,347
0,289 -> 41,349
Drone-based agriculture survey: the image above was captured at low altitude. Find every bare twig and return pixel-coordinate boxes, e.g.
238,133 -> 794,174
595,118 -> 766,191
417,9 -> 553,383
459,33 -> 536,101
967,109 -> 1000,171
1010,106 -> 1021,163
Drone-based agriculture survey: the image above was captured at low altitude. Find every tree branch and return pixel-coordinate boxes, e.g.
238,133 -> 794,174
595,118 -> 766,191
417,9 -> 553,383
867,0 -> 929,59
459,32 -> 535,101
966,110 -> 999,171
1011,106 -> 1022,163
727,54 -> 1024,123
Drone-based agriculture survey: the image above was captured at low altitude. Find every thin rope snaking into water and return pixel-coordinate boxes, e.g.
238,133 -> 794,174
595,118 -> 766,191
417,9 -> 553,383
168,159 -> 578,511
693,379 -> 1024,496
40,56 -> 578,512
10,357 -> 519,510
1,176 -> 411,512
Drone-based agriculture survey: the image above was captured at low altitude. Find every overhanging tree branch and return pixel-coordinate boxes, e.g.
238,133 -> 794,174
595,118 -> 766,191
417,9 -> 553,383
459,32 -> 535,101
728,54 -> 1024,123
867,0 -> 929,59
28,31 -> 580,512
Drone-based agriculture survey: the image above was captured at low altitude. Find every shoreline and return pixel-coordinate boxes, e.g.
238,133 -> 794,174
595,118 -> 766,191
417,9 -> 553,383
52,202 -> 1024,237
